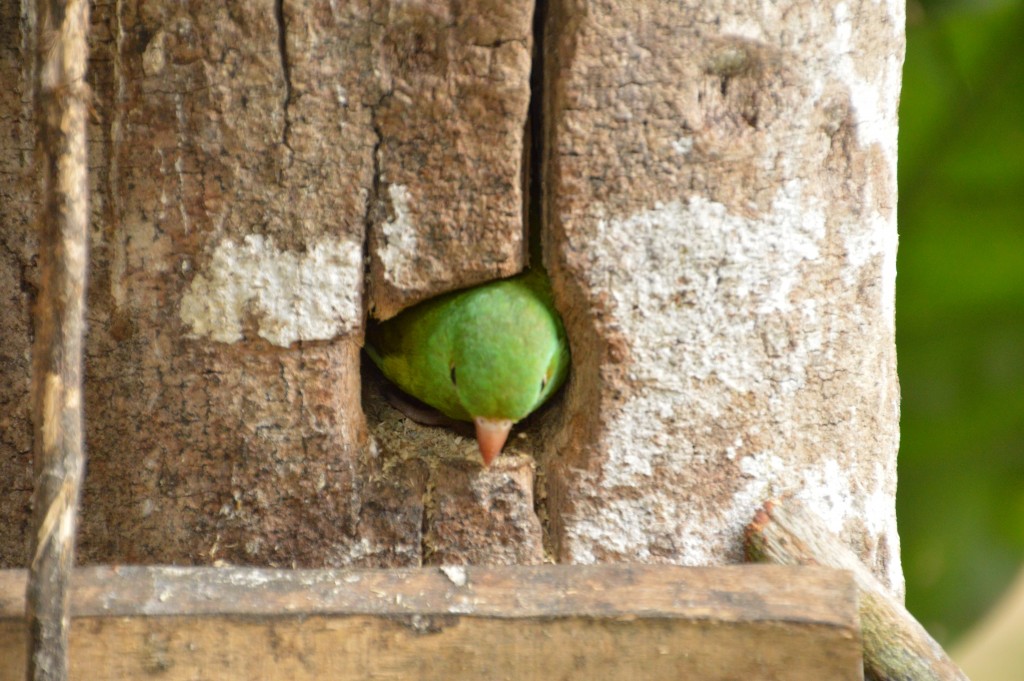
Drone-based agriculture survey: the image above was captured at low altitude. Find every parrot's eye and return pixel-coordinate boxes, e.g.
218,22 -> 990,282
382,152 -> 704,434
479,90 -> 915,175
450,365 -> 457,386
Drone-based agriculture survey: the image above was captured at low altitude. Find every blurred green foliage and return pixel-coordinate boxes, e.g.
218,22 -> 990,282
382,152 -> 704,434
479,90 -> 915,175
898,0 -> 1024,643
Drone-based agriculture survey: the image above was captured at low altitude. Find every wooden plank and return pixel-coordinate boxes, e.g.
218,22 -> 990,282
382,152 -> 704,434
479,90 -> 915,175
0,565 -> 860,680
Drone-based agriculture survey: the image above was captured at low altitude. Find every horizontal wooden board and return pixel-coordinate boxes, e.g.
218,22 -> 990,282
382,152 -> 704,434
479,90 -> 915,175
0,564 -> 862,680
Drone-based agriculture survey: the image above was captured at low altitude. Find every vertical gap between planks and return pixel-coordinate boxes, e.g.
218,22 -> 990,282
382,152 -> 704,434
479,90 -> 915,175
525,0 -> 557,560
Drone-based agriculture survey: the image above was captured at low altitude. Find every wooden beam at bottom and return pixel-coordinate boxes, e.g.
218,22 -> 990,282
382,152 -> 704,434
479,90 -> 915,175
0,565 -> 861,680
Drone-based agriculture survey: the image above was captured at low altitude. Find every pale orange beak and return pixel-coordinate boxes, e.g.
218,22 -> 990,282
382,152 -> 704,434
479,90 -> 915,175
473,417 -> 513,466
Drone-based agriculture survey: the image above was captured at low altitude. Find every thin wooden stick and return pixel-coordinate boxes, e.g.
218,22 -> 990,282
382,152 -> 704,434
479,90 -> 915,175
27,1 -> 91,681
745,499 -> 969,681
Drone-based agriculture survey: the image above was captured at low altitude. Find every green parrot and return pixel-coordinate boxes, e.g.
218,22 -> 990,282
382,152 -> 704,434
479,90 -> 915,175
365,269 -> 570,465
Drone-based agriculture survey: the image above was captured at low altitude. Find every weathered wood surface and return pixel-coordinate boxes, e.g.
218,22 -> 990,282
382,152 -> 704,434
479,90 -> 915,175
1,0 -> 905,589
361,369 -> 546,567
27,0 -> 92,679
367,0 -> 534,319
746,499 -> 967,681
0,564 -> 863,680
0,0 -> 536,569
540,0 -> 904,592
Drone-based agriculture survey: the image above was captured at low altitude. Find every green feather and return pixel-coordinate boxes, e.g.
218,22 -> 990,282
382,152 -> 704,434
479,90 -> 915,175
366,270 -> 570,424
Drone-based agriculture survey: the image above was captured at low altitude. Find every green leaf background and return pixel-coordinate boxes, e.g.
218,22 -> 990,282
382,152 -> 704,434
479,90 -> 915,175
899,0 -> 1024,643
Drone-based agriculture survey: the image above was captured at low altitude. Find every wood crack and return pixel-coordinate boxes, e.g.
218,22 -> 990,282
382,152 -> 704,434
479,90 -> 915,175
274,0 -> 293,153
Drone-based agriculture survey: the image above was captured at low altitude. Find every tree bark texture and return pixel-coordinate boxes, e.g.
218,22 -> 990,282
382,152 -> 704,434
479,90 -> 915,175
540,0 -> 905,593
0,0 -> 904,591
0,0 -> 38,569
1,0 -> 533,569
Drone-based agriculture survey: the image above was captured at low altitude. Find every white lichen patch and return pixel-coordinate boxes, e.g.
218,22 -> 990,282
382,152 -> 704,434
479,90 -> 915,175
564,188 -> 824,562
179,234 -> 363,347
804,1 -> 902,331
670,136 -> 694,156
829,1 -> 904,157
568,496 -> 704,565
439,565 -> 468,587
377,184 -> 419,288
585,183 -> 824,395
562,184 -> 899,584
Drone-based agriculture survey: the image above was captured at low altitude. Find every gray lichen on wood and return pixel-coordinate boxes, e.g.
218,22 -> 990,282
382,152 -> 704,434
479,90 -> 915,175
541,0 -> 904,591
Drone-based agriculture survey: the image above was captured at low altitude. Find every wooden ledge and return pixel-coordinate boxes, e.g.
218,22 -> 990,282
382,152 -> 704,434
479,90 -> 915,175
1,564 -> 862,680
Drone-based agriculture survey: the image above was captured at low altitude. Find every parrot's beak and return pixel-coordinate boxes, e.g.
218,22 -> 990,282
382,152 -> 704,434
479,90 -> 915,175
474,417 -> 513,466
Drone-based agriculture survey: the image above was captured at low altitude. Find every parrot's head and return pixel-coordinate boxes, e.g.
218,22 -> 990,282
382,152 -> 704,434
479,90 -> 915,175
448,295 -> 568,466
